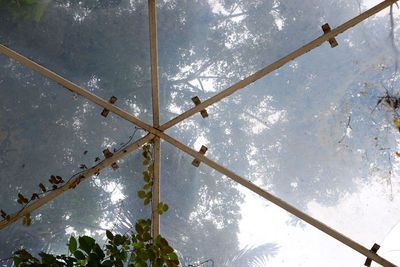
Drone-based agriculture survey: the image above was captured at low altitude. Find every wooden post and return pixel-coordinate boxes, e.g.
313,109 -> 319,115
148,0 -> 161,243
152,137 -> 161,240
148,0 -> 160,128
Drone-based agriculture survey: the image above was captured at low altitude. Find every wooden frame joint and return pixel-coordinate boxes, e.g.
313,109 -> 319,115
321,23 -> 338,48
192,96 -> 208,118
192,145 -> 208,167
103,149 -> 119,170
101,96 -> 118,117
364,243 -> 380,267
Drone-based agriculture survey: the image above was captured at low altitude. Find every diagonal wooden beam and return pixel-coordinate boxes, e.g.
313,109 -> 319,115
0,46 -> 395,265
155,131 -> 397,267
0,43 -> 159,135
159,0 -> 398,131
0,134 -> 154,231
148,0 -> 160,128
0,2 -> 398,264
152,136 -> 161,240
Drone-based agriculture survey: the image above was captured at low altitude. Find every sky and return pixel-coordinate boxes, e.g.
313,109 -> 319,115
235,1 -> 400,266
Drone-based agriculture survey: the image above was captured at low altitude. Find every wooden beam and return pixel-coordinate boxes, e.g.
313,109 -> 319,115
0,134 -> 154,231
156,131 -> 397,267
152,137 -> 161,240
0,43 -> 161,136
148,0 -> 160,128
159,0 -> 399,131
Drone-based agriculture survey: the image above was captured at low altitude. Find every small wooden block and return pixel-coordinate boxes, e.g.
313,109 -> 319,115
364,243 -> 380,267
192,145 -> 208,167
111,162 -> 119,170
192,96 -> 201,105
109,96 -> 117,104
101,109 -> 110,117
199,145 -> 208,154
103,149 -> 119,170
192,159 -> 201,167
200,110 -> 209,118
192,96 -> 209,119
101,96 -> 118,118
321,23 -> 338,48
103,149 -> 113,159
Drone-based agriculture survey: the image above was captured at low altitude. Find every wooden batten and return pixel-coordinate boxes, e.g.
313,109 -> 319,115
321,23 -> 338,48
101,96 -> 118,118
192,145 -> 208,167
191,96 -> 208,118
364,243 -> 381,267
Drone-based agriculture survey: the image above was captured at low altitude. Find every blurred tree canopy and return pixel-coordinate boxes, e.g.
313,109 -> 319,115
1,0 -> 398,266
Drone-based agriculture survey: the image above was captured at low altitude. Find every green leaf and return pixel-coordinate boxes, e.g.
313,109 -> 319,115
143,232 -> 151,242
167,259 -> 180,266
144,198 -> 150,206
137,191 -> 146,199
147,165 -> 154,173
39,252 -> 57,264
13,256 -> 22,266
73,250 -> 85,260
162,204 -> 169,212
121,250 -> 128,262
69,236 -> 77,253
142,158 -> 150,166
143,172 -> 150,182
93,244 -> 105,260
156,235 -> 161,244
114,234 -> 124,246
88,252 -> 100,263
106,230 -> 114,241
135,223 -> 144,235
79,236 -> 95,254
167,253 -> 178,261
143,183 -> 151,190
102,260 -> 113,267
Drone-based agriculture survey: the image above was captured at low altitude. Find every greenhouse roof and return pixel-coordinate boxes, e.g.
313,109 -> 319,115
1,0 -> 400,266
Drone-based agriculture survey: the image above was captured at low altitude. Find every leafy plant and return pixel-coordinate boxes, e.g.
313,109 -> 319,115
138,142 -> 168,215
0,0 -> 51,22
10,141 -> 180,266
13,223 -> 179,266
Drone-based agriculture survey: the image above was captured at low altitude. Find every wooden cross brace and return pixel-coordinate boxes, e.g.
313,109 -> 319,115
364,243 -> 380,267
101,96 -> 118,118
103,149 -> 119,170
321,23 -> 338,48
192,145 -> 208,167
191,96 -> 209,118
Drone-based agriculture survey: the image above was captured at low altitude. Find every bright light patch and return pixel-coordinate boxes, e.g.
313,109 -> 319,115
194,135 -> 209,150
104,181 -> 125,204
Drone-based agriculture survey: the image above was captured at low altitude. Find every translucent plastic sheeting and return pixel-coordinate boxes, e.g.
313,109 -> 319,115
157,0 -> 328,123
159,141 -> 364,267
0,53 -> 150,261
0,0 -> 152,124
166,5 -> 400,256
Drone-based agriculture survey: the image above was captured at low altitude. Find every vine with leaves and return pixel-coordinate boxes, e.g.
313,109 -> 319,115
0,138 -> 179,266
